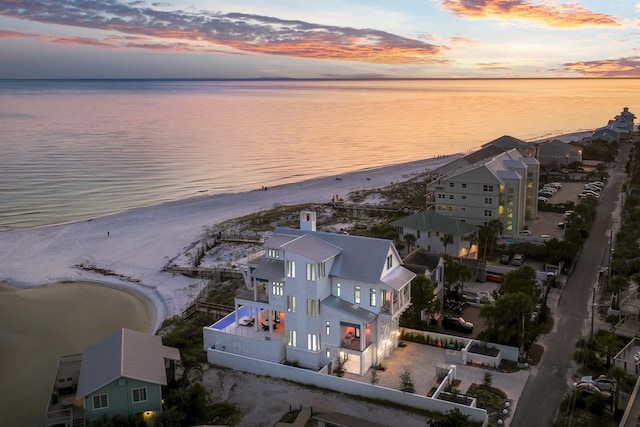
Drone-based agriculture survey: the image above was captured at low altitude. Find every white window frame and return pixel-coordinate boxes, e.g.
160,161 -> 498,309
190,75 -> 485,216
287,295 -> 296,312
306,263 -> 317,281
307,333 -> 319,352
307,298 -> 319,316
370,289 -> 377,307
287,329 -> 297,347
336,283 -> 341,297
267,248 -> 279,259
354,286 -> 361,304
326,321 -> 330,335
286,260 -> 296,278
272,281 -> 284,296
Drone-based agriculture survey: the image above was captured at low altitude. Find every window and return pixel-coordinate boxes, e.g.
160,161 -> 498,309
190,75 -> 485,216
416,230 -> 420,238
438,194 -> 445,199
370,289 -> 377,307
484,210 -> 492,217
336,283 -> 341,297
437,205 -> 445,211
448,206 -> 454,211
318,262 -> 326,279
287,330 -> 297,347
272,281 -> 283,296
267,249 -> 279,259
461,207 -> 467,212
93,394 -> 108,410
354,286 -> 361,304
307,334 -> 319,351
326,321 -> 330,335
306,263 -> 317,281
326,348 -> 331,358
287,295 -> 296,312
484,197 -> 493,205
307,298 -> 319,316
286,260 -> 295,278
462,183 -> 467,188
483,184 -> 494,192
132,388 -> 147,403
386,255 -> 393,269
449,195 -> 454,200
449,182 -> 454,188
461,195 -> 466,200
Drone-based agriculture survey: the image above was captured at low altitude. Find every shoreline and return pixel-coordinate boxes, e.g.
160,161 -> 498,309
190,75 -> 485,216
0,131 -> 592,331
0,153 -> 462,331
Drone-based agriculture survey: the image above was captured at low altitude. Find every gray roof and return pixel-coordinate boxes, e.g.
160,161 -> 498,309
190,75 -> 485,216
482,135 -> 528,149
402,247 -> 442,274
270,227 -> 403,284
382,266 -> 416,291
252,258 -> 284,282
391,210 -> 479,236
281,234 -> 342,262
462,145 -> 504,164
76,328 -> 180,399
321,295 -> 377,324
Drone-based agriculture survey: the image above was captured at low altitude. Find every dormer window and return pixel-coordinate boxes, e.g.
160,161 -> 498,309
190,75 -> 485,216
267,249 -> 279,259
386,255 -> 393,269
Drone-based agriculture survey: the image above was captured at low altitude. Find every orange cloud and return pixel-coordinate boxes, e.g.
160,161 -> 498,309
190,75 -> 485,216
563,57 -> 640,77
0,1 -> 445,64
440,0 -> 622,28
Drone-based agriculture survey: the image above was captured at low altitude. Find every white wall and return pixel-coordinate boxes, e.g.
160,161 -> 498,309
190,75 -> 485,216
206,348 -> 488,425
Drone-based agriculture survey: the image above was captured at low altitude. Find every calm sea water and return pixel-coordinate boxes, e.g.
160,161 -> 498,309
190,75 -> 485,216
1,79 -> 638,231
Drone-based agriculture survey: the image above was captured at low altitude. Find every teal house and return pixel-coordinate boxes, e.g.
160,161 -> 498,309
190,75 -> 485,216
75,328 -> 180,424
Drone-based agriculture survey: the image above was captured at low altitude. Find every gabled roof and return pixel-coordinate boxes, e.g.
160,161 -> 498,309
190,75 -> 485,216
391,210 -> 479,236
462,145 -> 504,164
281,234 -> 342,262
270,227 -> 400,284
402,247 -> 442,274
76,328 -> 180,399
382,266 -> 417,291
482,135 -> 528,149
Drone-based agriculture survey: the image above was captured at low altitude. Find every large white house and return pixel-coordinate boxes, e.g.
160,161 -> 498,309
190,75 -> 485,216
203,211 -> 415,376
427,148 -> 540,235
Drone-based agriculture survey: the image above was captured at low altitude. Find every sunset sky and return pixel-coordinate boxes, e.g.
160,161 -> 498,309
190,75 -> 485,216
1,0 -> 639,79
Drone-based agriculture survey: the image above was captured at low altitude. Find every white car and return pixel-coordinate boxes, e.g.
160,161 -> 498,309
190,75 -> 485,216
584,185 -> 601,192
546,182 -> 562,189
590,181 -> 605,187
541,186 -> 557,194
571,382 -> 611,399
581,375 -> 615,391
538,196 -> 548,203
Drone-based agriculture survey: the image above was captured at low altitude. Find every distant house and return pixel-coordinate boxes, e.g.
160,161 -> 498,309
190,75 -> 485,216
204,211 -> 415,376
482,135 -> 536,158
534,139 -> 583,167
75,328 -> 180,424
401,247 -> 446,305
391,210 -> 479,259
427,148 -> 540,235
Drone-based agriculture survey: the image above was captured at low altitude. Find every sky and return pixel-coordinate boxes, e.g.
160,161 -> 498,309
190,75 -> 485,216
0,0 -> 639,79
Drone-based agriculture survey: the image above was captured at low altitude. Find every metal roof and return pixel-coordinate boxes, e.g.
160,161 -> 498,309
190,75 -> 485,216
281,234 -> 342,262
252,258 -> 284,282
76,328 -> 180,399
321,295 -> 377,324
381,266 -> 417,291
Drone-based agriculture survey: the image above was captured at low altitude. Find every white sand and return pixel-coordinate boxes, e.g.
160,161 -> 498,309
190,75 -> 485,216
0,156 -> 459,330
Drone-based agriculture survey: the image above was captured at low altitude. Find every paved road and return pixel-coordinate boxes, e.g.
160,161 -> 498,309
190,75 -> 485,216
511,143 -> 630,426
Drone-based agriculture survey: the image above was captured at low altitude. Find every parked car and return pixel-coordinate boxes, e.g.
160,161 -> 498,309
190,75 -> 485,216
442,315 -> 474,333
580,375 -> 615,391
546,182 -> 562,189
500,253 -> 511,264
519,230 -> 532,236
571,382 -> 611,399
537,196 -> 548,203
511,253 -> 524,266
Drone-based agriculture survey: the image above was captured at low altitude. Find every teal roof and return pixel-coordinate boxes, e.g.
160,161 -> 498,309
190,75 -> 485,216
391,210 -> 479,236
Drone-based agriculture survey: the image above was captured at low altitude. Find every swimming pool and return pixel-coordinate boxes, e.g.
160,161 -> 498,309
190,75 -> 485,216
211,306 -> 250,330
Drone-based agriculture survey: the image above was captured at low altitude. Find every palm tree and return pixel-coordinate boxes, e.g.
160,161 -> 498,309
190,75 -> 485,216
440,233 -> 453,256
463,232 -> 479,258
404,233 -> 417,254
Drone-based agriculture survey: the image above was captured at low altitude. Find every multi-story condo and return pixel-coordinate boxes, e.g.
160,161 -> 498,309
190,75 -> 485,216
204,211 -> 415,376
427,148 -> 540,235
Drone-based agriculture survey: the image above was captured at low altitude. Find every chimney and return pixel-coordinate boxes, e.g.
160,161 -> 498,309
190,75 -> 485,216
300,211 -> 316,231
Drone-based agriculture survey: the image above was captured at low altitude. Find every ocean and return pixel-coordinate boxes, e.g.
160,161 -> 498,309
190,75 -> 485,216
1,78 -> 638,232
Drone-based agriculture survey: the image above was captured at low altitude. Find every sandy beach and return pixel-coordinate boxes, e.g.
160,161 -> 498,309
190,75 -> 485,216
0,155 -> 461,330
